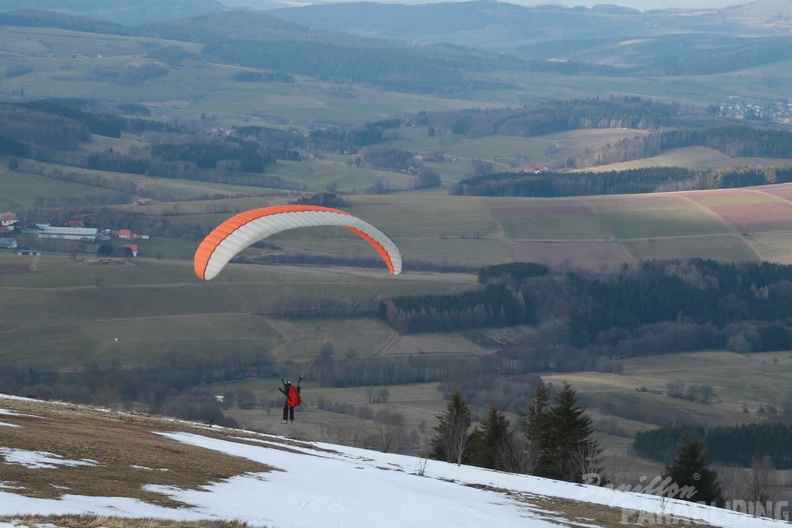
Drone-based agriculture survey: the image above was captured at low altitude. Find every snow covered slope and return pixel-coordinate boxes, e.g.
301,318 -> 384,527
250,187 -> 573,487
0,394 -> 786,528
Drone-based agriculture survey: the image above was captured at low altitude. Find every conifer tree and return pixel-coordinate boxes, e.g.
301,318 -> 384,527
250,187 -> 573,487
523,382 -> 602,482
522,385 -> 552,476
469,403 -> 512,470
429,390 -> 472,465
547,381 -> 602,482
663,434 -> 725,507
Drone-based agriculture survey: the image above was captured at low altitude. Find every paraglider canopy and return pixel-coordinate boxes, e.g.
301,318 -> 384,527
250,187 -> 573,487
194,204 -> 402,280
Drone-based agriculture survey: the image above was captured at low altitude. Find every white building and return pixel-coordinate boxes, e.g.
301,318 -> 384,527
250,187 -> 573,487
37,226 -> 99,241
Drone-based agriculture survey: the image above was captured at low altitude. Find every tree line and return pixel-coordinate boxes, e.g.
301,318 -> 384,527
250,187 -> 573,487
634,423 -> 792,469
379,284 -> 533,333
20,100 -> 184,138
307,353 -> 548,389
407,96 -> 697,138
573,125 -> 792,169
449,165 -> 792,197
151,140 -> 276,172
378,259 -> 792,368
0,347 -> 278,426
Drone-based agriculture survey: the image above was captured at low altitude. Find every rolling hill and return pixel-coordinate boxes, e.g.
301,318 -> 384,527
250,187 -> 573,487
0,394 -> 787,528
268,0 -> 792,75
2,1 -> 792,514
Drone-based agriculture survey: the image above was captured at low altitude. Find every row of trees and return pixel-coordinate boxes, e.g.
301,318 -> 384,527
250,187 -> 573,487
379,284 -> 533,333
449,165 -> 792,198
21,100 -> 182,138
151,140 -> 277,172
431,382 -> 727,507
573,125 -> 792,169
0,347 -> 278,422
430,382 -> 602,482
410,97 -> 694,138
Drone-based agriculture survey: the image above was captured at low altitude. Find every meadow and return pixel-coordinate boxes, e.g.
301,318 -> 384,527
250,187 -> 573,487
5,116 -> 792,378
3,16 -> 792,501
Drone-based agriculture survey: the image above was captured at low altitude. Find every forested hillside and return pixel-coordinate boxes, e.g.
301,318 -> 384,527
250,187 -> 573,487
635,424 -> 792,468
383,259 -> 792,372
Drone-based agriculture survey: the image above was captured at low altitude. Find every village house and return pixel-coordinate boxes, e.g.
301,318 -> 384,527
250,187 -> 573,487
1,212 -> 19,229
122,244 -> 138,257
523,164 -> 549,174
414,152 -> 445,163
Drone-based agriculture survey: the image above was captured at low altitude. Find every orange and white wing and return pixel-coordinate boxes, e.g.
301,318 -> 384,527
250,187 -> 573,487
194,205 -> 402,280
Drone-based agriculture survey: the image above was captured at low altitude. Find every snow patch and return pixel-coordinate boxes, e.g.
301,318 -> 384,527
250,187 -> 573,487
0,448 -> 99,470
131,465 -> 169,472
0,408 -> 40,418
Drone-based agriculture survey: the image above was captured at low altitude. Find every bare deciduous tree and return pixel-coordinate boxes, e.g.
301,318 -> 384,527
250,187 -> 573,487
319,419 -> 369,448
566,438 -> 604,484
430,391 -> 473,465
492,434 -> 538,475
374,406 -> 406,453
744,457 -> 772,510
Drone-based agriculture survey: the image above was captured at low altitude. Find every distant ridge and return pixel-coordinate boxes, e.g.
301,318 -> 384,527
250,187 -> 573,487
267,0 -> 792,73
0,0 -> 227,25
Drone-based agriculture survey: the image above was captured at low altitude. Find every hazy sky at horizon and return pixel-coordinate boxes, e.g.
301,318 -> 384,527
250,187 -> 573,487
231,0 -> 749,11
522,0 -> 745,8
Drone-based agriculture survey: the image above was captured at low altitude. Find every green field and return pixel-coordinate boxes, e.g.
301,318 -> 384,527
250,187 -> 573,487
0,169 -> 115,208
486,198 -> 601,240
587,195 -> 732,239
0,251 -> 479,367
746,232 -> 792,263
4,17 -> 792,497
621,234 -> 759,262
544,350 -> 792,423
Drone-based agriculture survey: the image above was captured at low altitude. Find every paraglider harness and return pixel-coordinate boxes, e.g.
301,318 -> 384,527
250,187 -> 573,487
287,383 -> 302,407
279,377 -> 302,423
280,377 -> 302,407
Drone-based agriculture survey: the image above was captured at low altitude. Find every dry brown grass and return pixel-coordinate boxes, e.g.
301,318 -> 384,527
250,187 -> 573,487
464,483 -> 715,528
0,397 -> 282,507
1,395 -> 737,528
525,496 -> 715,528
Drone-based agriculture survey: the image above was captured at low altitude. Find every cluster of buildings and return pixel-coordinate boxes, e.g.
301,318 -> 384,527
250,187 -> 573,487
0,212 -> 20,249
716,98 -> 792,125
0,211 -> 146,257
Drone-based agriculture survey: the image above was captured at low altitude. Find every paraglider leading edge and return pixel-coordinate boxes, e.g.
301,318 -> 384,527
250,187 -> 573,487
194,205 -> 403,280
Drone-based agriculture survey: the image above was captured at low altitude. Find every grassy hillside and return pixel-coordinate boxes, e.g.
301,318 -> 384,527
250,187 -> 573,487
1,15 -> 790,124
577,146 -> 792,172
6,179 -> 792,370
5,394 -> 751,528
3,9 -> 792,503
